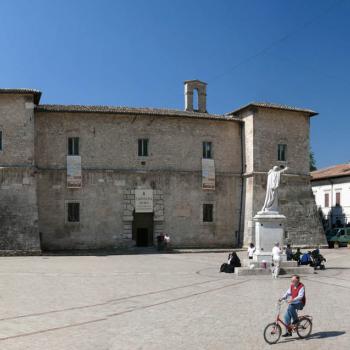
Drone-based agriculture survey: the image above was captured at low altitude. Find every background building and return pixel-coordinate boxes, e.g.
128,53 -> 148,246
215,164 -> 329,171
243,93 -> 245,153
311,164 -> 350,229
0,81 -> 326,252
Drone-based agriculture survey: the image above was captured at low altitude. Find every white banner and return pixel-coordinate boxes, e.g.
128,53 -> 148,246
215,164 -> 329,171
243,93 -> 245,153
67,156 -> 82,188
135,189 -> 153,213
202,158 -> 215,190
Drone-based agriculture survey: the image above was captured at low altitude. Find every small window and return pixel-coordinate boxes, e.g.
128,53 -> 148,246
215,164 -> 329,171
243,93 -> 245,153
203,142 -> 212,159
0,130 -> 2,151
203,204 -> 213,222
67,202 -> 80,223
324,193 -> 329,208
138,139 -> 148,157
277,144 -> 287,161
335,192 -> 341,206
68,137 -> 79,156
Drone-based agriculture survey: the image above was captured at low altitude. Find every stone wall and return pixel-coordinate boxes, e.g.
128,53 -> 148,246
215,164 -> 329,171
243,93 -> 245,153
241,107 -> 326,247
37,170 -> 241,250
35,112 -> 241,173
0,94 -> 41,253
0,168 -> 40,251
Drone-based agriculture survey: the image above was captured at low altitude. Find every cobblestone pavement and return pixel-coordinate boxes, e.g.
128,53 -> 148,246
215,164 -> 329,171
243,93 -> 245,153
0,249 -> 348,349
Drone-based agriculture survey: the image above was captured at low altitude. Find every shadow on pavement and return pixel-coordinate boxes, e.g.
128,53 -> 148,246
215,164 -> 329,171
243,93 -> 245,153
281,331 -> 346,343
308,331 -> 346,339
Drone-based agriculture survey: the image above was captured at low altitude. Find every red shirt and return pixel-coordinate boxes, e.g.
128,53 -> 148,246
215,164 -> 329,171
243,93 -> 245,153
291,282 -> 306,305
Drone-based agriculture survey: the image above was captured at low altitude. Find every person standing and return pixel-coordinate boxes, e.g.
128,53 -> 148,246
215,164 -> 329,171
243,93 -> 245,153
247,243 -> 256,260
164,233 -> 170,251
272,242 -> 282,278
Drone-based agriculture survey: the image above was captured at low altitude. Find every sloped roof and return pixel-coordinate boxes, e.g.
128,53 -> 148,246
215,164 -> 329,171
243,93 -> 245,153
311,164 -> 350,181
227,102 -> 318,117
0,88 -> 42,104
36,104 -> 241,122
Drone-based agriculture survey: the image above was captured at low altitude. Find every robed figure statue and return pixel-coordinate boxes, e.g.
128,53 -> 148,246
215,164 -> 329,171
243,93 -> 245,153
260,165 -> 289,213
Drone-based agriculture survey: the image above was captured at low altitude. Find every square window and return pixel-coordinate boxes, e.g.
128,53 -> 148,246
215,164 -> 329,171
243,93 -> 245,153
277,144 -> 287,161
68,137 -> 79,156
138,139 -> 148,157
67,202 -> 80,223
203,141 -> 212,159
203,204 -> 213,222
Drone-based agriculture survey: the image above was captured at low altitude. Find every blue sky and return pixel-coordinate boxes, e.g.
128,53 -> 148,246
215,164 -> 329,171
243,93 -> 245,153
0,0 -> 349,168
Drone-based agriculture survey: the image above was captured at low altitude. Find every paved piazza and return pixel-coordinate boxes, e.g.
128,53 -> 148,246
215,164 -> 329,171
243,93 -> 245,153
0,249 -> 348,350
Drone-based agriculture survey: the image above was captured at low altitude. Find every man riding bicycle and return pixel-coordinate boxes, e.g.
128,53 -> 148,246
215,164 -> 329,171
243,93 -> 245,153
279,274 -> 306,337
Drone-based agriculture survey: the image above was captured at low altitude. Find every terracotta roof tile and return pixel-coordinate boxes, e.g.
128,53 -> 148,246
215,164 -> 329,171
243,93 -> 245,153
0,88 -> 41,104
227,102 -> 318,117
311,164 -> 350,180
35,104 -> 241,122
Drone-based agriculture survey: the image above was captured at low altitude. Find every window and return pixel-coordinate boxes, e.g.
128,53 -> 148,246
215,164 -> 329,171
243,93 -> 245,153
277,144 -> 287,161
68,137 -> 79,156
203,142 -> 212,159
67,202 -> 80,223
324,193 -> 329,208
0,130 -> 2,151
335,192 -> 341,206
138,139 -> 148,157
203,204 -> 213,222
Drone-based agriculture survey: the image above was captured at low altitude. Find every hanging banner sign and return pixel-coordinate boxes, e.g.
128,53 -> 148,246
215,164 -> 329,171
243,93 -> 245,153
135,189 -> 153,213
67,156 -> 82,188
202,158 -> 215,190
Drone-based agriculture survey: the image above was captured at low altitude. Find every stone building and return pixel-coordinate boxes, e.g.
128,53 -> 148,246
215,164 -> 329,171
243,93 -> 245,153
311,164 -> 350,228
0,81 -> 326,252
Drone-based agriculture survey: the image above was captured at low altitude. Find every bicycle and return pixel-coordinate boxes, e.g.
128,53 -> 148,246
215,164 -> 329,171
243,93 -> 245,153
263,300 -> 313,344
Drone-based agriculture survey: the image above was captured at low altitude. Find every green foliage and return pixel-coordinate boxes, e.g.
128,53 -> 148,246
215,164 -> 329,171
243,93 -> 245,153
310,150 -> 317,171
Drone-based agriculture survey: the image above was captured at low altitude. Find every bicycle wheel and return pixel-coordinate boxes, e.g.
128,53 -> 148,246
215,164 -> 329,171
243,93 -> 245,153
263,323 -> 282,344
296,317 -> 312,338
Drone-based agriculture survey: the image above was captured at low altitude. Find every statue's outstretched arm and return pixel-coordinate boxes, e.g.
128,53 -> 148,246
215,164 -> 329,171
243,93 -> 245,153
280,166 -> 289,173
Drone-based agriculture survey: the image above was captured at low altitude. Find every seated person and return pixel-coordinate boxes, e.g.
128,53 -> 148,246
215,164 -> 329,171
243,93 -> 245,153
285,244 -> 293,261
300,251 -> 312,266
220,251 -> 241,273
311,248 -> 326,270
292,248 -> 302,264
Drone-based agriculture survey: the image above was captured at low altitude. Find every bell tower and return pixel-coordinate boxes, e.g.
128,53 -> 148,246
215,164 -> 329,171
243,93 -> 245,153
184,80 -> 207,113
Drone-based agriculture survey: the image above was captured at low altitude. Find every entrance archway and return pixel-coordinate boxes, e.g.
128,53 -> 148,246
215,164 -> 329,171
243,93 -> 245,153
132,212 -> 154,247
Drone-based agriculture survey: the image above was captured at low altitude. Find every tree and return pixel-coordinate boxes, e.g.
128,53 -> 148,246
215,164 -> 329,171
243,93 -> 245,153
310,149 -> 317,171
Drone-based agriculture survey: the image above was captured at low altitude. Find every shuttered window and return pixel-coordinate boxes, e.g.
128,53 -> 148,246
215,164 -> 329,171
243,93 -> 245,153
335,192 -> 341,206
203,204 -> 213,222
324,193 -> 329,208
67,202 -> 80,222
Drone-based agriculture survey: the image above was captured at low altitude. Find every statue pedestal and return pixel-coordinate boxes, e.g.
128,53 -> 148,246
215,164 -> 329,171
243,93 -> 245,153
253,212 -> 287,263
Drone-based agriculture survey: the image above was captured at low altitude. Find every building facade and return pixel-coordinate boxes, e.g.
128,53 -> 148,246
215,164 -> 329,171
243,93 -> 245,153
0,81 -> 326,252
311,164 -> 350,228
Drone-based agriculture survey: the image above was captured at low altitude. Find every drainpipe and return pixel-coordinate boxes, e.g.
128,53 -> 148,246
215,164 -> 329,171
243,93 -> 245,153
329,178 -> 334,226
237,122 -> 245,248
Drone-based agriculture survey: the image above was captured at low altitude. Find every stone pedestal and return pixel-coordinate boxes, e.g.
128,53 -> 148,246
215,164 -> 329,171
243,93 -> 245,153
253,211 -> 286,263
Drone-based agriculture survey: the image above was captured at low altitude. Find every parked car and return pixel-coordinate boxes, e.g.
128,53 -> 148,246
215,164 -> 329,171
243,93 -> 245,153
329,228 -> 350,247
325,228 -> 339,241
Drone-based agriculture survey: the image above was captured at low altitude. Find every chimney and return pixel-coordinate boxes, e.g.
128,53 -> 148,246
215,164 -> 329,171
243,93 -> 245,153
184,80 -> 207,113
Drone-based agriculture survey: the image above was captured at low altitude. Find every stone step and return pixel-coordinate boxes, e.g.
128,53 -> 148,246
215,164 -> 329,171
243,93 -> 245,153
235,266 -> 314,276
242,260 -> 298,268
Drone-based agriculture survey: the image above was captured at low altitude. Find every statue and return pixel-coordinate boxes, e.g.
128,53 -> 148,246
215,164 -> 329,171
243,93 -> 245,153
260,165 -> 288,213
